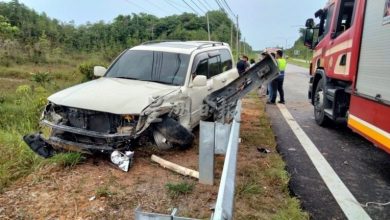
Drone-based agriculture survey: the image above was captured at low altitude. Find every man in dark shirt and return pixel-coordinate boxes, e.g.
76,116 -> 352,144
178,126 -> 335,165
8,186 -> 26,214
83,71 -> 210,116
236,55 -> 249,75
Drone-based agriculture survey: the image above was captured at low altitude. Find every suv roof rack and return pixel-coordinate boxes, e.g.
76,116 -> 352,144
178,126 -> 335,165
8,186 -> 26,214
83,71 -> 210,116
196,42 -> 225,49
141,40 -> 182,45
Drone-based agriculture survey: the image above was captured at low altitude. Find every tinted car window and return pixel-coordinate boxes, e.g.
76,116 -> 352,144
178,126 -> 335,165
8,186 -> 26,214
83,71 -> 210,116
106,50 -> 190,86
220,49 -> 233,72
208,56 -> 221,78
196,60 -> 208,77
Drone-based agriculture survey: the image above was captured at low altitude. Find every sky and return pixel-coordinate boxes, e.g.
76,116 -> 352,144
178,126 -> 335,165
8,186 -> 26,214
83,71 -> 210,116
5,0 -> 325,50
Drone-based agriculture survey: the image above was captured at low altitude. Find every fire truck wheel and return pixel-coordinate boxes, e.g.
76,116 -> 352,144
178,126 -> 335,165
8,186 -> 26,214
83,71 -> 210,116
314,78 -> 330,126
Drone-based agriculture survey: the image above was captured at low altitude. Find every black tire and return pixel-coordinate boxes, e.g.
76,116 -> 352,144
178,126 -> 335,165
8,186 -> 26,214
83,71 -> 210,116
153,116 -> 194,150
314,78 -> 330,126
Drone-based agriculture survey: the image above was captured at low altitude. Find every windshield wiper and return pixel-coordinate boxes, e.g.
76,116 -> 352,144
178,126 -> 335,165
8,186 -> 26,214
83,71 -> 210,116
112,76 -> 139,80
148,80 -> 175,85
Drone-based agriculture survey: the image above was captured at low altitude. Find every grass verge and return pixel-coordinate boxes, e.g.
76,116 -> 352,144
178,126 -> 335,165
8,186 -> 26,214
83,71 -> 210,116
234,92 -> 309,219
165,182 -> 195,198
0,58 -> 99,192
287,59 -> 310,68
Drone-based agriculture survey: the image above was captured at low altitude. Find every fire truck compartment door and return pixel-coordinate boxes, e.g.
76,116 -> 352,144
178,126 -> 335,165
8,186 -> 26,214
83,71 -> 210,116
356,0 -> 390,103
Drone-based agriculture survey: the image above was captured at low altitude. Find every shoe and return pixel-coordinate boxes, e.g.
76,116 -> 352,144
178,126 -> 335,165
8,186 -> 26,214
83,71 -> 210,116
266,101 -> 276,105
278,101 -> 285,104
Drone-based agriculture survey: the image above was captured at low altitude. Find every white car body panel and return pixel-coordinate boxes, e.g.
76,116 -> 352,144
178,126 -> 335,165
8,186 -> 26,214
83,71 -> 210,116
48,77 -> 180,114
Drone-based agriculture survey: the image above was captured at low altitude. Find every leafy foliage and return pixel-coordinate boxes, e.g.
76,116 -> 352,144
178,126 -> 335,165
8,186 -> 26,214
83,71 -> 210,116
78,63 -> 97,81
0,0 -> 248,66
285,28 -> 313,60
30,72 -> 51,86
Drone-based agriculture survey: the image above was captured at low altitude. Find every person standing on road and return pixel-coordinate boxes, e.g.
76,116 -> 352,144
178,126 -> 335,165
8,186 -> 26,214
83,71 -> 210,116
268,50 -> 287,104
236,55 -> 250,75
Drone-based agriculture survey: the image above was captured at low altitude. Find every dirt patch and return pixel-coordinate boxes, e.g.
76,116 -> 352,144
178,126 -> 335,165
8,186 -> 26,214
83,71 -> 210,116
0,95 -> 307,219
0,142 -> 220,219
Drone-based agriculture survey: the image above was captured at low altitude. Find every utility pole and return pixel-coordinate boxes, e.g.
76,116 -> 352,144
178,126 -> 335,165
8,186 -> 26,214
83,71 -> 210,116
207,13 -> 211,41
151,24 -> 154,40
243,37 -> 246,54
230,21 -> 233,48
236,15 -> 239,60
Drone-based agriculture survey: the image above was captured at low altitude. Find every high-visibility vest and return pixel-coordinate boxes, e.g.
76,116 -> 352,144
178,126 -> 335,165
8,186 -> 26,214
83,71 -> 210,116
277,58 -> 287,71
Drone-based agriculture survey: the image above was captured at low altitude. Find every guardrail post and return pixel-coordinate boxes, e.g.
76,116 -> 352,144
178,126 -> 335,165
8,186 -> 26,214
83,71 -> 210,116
199,121 -> 215,185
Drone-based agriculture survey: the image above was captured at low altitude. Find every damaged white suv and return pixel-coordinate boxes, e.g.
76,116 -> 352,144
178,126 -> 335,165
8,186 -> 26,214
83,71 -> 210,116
24,41 -> 239,157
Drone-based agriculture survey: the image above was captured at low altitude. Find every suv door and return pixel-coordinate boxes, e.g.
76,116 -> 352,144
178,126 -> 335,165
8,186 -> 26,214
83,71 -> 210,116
187,49 -> 236,127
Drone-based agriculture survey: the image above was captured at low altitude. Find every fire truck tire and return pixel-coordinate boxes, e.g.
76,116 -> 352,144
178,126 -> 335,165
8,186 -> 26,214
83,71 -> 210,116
314,78 -> 330,126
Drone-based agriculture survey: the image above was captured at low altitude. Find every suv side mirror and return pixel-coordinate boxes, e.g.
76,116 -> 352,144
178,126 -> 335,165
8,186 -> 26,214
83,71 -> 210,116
305,18 -> 315,28
94,66 -> 106,77
192,75 -> 207,87
304,28 -> 315,49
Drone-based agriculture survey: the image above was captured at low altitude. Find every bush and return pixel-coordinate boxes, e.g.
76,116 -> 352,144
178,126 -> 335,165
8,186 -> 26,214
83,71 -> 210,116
30,72 -> 52,86
78,63 -> 96,81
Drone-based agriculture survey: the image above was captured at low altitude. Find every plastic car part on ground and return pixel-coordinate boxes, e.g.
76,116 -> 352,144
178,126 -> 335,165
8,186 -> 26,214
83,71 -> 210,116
110,150 -> 134,172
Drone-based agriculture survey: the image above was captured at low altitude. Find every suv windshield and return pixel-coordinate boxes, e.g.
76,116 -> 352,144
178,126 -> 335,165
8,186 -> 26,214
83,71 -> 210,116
106,50 -> 190,86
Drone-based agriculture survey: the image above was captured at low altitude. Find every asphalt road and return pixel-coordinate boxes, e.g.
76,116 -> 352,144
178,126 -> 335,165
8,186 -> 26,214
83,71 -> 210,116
266,64 -> 390,220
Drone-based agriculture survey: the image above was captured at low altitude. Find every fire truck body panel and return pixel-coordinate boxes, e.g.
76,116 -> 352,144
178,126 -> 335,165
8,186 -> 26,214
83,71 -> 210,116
307,0 -> 390,153
349,0 -> 390,153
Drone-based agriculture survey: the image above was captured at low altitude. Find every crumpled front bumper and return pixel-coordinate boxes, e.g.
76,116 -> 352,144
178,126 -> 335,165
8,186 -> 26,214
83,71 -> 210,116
24,120 -> 135,157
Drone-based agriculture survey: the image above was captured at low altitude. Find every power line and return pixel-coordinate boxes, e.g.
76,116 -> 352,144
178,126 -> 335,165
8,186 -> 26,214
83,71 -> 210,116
221,0 -> 236,17
144,0 -> 171,14
164,0 -> 182,13
202,0 -> 214,11
189,0 -> 206,14
167,0 -> 190,11
182,0 -> 200,15
215,0 -> 235,21
121,0 -> 151,14
214,0 -> 225,12
198,0 -> 211,11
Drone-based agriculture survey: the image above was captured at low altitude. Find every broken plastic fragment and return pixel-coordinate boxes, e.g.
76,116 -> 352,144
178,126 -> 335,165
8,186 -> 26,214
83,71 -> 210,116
257,147 -> 271,154
110,150 -> 134,172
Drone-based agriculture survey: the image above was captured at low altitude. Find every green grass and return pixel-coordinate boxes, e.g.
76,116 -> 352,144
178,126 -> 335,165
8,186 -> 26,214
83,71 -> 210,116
272,198 -> 310,220
46,153 -> 84,168
287,59 -> 310,68
237,180 -> 263,197
233,94 -> 309,219
0,55 -> 106,192
95,185 -> 114,198
165,182 -> 194,198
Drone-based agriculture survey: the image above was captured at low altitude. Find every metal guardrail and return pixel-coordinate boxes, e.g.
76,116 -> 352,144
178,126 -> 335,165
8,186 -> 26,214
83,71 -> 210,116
212,100 -> 241,220
135,100 -> 242,220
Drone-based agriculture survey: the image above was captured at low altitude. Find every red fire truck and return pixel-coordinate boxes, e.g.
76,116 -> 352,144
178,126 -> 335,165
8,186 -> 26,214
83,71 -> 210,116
303,0 -> 390,153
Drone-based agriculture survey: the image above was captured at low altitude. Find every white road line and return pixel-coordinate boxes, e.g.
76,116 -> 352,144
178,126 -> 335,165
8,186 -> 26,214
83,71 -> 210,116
276,104 -> 371,220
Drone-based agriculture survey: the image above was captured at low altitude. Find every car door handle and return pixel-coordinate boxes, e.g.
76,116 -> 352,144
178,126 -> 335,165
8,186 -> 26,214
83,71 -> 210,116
221,79 -> 227,83
207,86 -> 213,91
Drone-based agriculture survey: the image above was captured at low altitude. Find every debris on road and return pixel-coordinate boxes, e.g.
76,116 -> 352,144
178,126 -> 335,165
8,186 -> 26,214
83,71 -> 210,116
361,201 -> 390,207
151,154 -> 199,179
257,147 -> 271,154
110,150 -> 134,172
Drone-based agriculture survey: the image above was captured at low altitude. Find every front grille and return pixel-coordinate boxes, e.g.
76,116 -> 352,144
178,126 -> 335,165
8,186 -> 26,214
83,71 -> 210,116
45,104 -> 138,134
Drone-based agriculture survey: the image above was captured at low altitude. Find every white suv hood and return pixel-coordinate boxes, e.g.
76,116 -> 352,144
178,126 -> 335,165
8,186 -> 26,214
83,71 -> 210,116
48,77 -> 180,114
